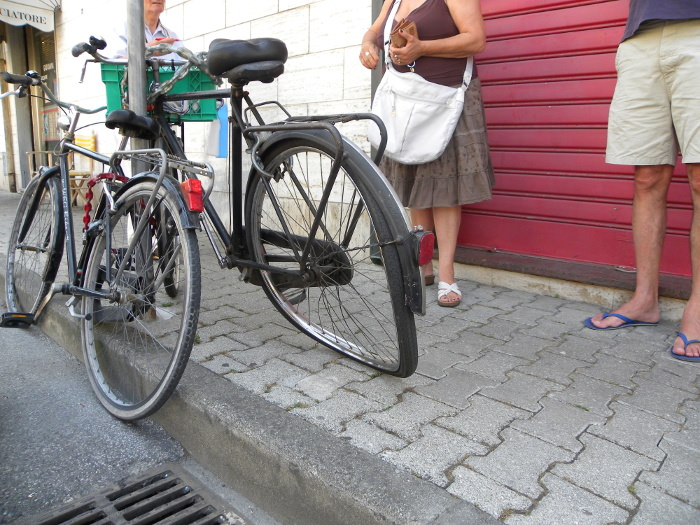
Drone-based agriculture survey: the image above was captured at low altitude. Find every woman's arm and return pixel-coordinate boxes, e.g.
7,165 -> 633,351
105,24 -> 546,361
391,0 -> 486,65
359,0 -> 395,69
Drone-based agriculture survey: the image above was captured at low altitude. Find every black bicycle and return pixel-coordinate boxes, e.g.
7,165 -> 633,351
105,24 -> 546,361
4,36 -> 433,420
2,68 -> 207,420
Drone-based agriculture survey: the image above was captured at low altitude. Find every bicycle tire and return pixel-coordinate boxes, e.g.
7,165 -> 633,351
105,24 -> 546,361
80,179 -> 201,420
6,173 -> 64,315
245,135 -> 418,377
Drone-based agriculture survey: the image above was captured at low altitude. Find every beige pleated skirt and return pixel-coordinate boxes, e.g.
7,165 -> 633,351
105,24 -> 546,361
380,77 -> 495,209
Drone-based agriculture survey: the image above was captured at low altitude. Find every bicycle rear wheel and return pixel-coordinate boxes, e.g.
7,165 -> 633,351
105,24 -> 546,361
6,173 -> 64,315
81,179 -> 201,420
246,136 -> 417,377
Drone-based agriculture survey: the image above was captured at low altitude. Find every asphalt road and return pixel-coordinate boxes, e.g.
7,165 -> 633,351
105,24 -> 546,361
0,322 -> 276,525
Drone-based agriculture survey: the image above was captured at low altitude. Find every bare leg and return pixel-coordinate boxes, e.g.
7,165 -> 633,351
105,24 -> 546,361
433,206 -> 462,304
432,206 -> 461,282
589,165 -> 672,328
672,163 -> 700,358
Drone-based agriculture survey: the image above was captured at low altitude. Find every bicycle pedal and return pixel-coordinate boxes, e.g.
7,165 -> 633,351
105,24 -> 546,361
0,312 -> 35,328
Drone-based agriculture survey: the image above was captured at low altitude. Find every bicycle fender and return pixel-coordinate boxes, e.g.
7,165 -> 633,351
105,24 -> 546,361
118,172 -> 200,230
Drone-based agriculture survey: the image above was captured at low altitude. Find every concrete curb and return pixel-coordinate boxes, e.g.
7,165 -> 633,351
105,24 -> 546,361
0,264 -> 500,525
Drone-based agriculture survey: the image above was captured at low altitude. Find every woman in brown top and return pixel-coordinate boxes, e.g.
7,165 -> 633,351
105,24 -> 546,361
360,0 -> 494,307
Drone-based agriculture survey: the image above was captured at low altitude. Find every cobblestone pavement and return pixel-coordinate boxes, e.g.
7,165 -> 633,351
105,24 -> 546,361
1,189 -> 699,524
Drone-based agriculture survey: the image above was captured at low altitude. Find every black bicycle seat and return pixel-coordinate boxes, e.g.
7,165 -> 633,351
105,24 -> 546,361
207,38 -> 288,84
105,109 -> 160,140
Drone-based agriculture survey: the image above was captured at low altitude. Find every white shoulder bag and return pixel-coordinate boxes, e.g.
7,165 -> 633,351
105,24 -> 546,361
368,0 -> 473,165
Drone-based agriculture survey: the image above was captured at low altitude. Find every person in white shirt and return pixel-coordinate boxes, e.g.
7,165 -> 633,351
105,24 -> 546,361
105,0 -> 183,61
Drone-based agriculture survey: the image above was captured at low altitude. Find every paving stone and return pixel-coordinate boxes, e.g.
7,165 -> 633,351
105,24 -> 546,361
458,282 -> 499,306
640,437 -> 700,508
498,304 -> 550,327
579,353 -> 652,389
651,351 -> 700,382
437,395 -> 529,447
225,339 -> 302,368
364,391 -> 459,441
415,347 -> 473,380
447,466 -> 532,520
589,402 -> 681,461
630,481 -> 700,525
515,351 -> 590,386
512,398 -> 605,453
415,327 -> 462,350
505,473 -> 629,525
603,336 -> 666,365
199,353 -> 249,374
345,373 -> 433,405
292,390 -> 384,433
524,295 -> 568,313
550,334 -> 603,363
414,368 -> 498,410
225,357 -> 308,393
489,334 -> 553,361
294,363 -> 369,401
339,419 -> 407,454
617,376 -> 696,423
520,319 -> 570,341
548,305 -> 605,328
196,304 -> 248,325
473,317 -> 529,341
382,425 -> 487,487
429,314 -> 482,340
457,304 -> 504,325
195,319 -> 242,343
438,331 -> 498,359
480,371 -> 564,412
261,385 -> 316,411
189,335 -> 240,362
280,347 -> 341,372
636,363 -> 700,393
553,433 -> 658,509
481,289 -> 537,311
467,429 -> 573,498
548,373 -> 628,417
276,329 -> 326,351
228,322 -> 297,347
455,350 -> 530,382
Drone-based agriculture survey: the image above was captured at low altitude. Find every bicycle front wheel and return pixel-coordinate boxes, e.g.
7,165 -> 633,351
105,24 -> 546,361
6,173 -> 64,315
81,179 -> 201,420
246,136 -> 417,377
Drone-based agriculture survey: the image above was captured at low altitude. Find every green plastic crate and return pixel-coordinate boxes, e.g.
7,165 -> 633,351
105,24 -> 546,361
101,63 -> 217,122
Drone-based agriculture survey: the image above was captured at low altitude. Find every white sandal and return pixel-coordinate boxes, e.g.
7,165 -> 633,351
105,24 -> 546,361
437,281 -> 461,308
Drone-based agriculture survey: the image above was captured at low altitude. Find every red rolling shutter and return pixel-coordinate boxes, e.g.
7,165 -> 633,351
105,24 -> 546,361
464,0 -> 691,278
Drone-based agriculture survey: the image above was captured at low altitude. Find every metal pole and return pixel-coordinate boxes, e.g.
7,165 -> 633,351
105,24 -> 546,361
127,0 -> 148,152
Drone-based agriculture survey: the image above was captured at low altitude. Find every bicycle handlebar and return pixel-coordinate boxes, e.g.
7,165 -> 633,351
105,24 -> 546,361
2,71 -> 40,86
1,70 -> 106,114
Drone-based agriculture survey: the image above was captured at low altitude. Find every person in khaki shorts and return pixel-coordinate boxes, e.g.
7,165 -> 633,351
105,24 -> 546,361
584,0 -> 700,362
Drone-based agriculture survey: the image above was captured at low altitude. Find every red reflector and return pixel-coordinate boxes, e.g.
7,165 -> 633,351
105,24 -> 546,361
417,231 -> 435,267
181,179 -> 204,212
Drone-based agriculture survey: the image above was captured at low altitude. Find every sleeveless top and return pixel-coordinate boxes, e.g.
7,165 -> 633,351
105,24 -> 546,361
623,0 -> 700,41
374,0 -> 472,86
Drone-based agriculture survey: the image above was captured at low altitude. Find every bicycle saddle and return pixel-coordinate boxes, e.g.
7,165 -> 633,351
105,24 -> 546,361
207,38 -> 288,84
105,109 -> 160,141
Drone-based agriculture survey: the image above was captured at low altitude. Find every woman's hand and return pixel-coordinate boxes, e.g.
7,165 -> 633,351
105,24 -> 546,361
390,30 -> 421,66
360,41 -> 381,69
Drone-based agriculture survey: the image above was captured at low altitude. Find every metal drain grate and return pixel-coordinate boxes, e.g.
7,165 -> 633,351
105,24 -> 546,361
16,465 -> 245,525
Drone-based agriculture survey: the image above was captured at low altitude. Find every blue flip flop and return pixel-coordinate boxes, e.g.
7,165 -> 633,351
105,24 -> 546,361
669,333 -> 700,362
584,312 -> 659,330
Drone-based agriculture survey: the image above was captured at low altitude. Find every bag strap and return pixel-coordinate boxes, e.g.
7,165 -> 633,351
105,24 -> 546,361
383,0 -> 474,90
